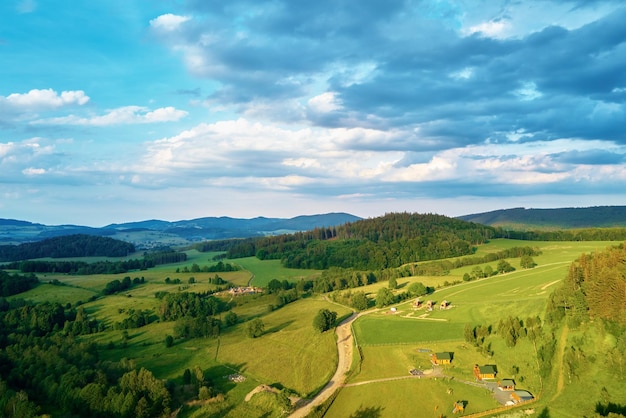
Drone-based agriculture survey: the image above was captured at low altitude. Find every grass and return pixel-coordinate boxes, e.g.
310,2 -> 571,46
231,256 -> 322,287
338,239 -> 620,417
326,378 -> 499,418
8,238 -> 623,417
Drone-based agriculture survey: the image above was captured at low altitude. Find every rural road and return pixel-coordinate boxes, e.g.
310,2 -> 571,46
288,312 -> 359,418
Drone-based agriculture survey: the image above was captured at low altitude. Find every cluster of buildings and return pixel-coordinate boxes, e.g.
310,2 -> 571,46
428,352 -> 534,406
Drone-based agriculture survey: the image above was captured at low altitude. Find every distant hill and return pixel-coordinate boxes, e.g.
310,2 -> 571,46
458,206 -> 626,229
0,213 -> 361,249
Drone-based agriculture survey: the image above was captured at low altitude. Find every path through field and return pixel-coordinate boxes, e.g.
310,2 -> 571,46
288,312 -> 359,418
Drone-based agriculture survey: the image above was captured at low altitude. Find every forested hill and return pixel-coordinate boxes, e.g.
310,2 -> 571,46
224,213 -> 497,270
548,242 -> 626,327
0,234 -> 135,262
459,206 -> 626,229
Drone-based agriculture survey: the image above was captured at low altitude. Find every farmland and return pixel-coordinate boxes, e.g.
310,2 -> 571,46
2,237 -> 626,417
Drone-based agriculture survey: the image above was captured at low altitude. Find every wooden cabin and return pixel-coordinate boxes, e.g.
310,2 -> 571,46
498,379 -> 515,391
473,364 -> 497,380
431,352 -> 453,365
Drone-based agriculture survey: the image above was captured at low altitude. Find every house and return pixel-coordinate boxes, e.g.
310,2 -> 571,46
413,298 -> 422,308
498,379 -> 515,391
431,352 -> 453,365
511,390 -> 534,403
473,364 -> 497,380
425,300 -> 434,311
440,300 -> 450,310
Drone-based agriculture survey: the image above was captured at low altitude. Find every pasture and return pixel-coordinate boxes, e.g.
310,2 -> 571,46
7,238 -> 622,417
338,239 -> 619,417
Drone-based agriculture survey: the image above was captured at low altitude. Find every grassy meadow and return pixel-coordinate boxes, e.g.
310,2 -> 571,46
6,238 -> 625,417
332,239 -> 622,417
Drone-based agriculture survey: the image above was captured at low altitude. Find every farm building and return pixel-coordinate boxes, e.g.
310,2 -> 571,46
440,300 -> 450,309
413,298 -> 422,308
431,352 -> 453,365
511,390 -> 534,403
473,364 -> 497,380
425,300 -> 434,310
498,379 -> 515,391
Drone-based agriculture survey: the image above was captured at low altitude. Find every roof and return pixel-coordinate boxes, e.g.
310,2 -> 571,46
512,390 -> 534,401
479,365 -> 497,374
499,379 -> 515,386
435,352 -> 452,360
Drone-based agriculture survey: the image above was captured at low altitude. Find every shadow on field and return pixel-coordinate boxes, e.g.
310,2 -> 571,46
596,402 -> 626,416
266,320 -> 294,334
206,363 -> 247,394
349,405 -> 383,418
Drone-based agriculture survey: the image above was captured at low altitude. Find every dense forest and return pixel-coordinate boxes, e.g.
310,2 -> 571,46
195,213 -> 626,273
0,234 -> 135,262
218,213 -> 497,270
0,271 -> 39,297
546,242 -> 626,327
1,251 -> 187,275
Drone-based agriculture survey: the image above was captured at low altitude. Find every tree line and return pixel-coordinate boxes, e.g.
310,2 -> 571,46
2,250 -> 187,275
0,234 -> 135,261
0,270 -> 38,297
219,213 -> 496,270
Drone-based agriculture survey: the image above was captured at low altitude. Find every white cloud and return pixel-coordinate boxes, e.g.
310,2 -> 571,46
463,20 -> 509,38
2,89 -> 89,110
150,14 -> 191,32
22,167 -> 46,176
307,92 -> 342,113
32,106 -> 188,126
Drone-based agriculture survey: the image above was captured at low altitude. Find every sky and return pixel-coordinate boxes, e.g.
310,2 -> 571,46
1,0 -> 626,226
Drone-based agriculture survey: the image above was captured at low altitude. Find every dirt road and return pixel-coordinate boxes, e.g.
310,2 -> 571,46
288,312 -> 359,418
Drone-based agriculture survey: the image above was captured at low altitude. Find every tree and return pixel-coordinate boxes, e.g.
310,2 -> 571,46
245,318 -> 265,338
164,335 -> 174,348
497,260 -> 515,274
408,282 -> 428,297
224,311 -> 238,327
520,255 -> 537,269
351,291 -> 369,311
388,277 -> 397,289
375,287 -> 395,308
313,309 -> 337,332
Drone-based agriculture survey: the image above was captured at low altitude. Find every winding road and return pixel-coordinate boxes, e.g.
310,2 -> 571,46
288,312 -> 359,418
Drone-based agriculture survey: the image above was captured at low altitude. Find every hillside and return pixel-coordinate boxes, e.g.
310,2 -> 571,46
458,206 -> 626,229
225,212 -> 497,270
0,213 -> 361,248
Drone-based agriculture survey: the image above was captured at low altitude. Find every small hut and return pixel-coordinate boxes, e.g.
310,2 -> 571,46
431,352 -> 453,365
473,364 -> 497,380
498,379 -> 515,391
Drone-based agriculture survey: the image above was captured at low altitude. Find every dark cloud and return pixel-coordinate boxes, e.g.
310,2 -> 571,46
171,2 -> 626,149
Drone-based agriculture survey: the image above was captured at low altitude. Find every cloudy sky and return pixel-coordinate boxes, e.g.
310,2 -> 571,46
2,0 -> 626,226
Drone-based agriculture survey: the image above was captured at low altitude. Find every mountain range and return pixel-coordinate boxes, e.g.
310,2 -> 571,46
3,206 -> 626,249
0,213 -> 361,248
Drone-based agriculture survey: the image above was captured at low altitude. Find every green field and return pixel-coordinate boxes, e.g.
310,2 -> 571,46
6,238 -> 625,417
336,239 -> 623,418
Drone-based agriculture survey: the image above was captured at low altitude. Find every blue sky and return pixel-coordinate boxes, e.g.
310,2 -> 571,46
1,0 -> 626,226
